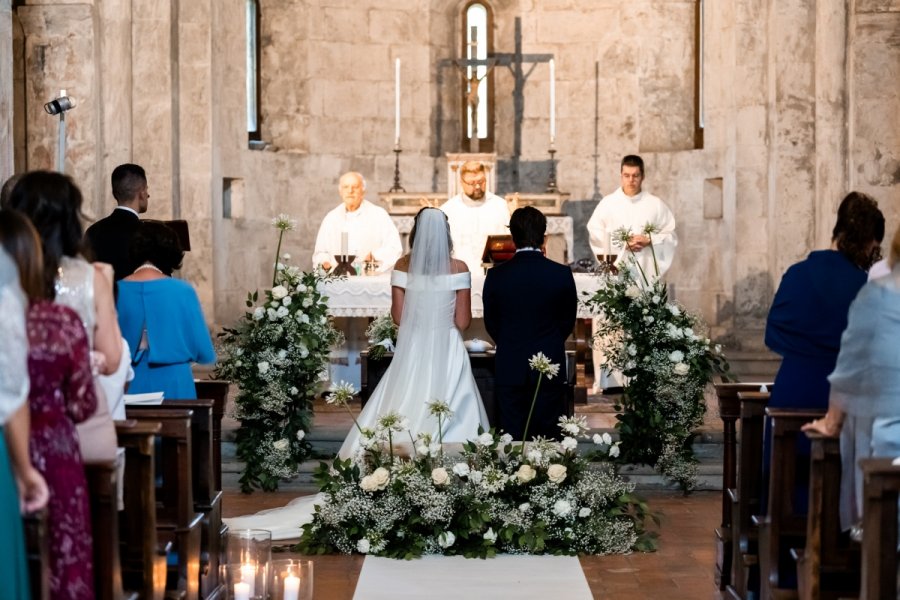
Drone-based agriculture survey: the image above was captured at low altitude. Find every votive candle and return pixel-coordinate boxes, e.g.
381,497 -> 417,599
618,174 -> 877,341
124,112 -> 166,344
283,574 -> 300,600
234,581 -> 250,600
240,564 -> 256,596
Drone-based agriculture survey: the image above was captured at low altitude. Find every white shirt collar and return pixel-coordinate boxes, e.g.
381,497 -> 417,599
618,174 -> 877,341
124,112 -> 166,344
515,247 -> 540,253
115,205 -> 139,217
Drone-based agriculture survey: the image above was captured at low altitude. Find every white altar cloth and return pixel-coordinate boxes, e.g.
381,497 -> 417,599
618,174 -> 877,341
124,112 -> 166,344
320,272 -> 601,319
353,555 -> 592,600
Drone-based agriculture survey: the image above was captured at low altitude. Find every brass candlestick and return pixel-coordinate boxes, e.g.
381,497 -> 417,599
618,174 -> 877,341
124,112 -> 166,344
389,145 -> 406,193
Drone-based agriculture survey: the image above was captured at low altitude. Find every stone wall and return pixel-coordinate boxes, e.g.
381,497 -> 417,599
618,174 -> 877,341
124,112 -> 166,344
1,0 -> 897,354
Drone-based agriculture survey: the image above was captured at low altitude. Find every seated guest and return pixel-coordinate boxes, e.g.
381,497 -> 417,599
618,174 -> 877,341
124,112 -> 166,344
118,220 -> 215,399
440,161 -> 510,273
0,209 -> 97,600
84,163 -> 149,280
0,243 -> 49,600
313,171 -> 402,273
802,222 -> 900,532
7,170 -> 121,462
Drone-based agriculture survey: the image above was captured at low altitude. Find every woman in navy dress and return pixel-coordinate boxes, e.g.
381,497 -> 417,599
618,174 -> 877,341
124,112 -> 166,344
117,221 -> 216,399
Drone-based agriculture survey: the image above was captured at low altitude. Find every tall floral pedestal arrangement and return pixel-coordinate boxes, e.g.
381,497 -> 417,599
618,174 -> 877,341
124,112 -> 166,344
215,215 -> 343,492
585,226 -> 730,490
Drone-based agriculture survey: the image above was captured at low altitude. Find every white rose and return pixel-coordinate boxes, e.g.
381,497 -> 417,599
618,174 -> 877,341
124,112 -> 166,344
552,499 -> 572,517
627,344 -> 637,356
499,433 -> 513,446
371,467 -> 390,490
257,361 -> 270,374
592,433 -> 603,445
296,430 -> 305,441
673,362 -> 690,376
602,432 -> 613,445
357,538 -> 370,554
272,438 -> 289,451
290,386 -> 299,395
683,327 -> 694,338
652,295 -> 661,304
609,443 -> 621,458
431,467 -> 450,486
668,350 -> 684,363
359,475 -> 378,492
253,307 -> 265,320
295,284 -> 307,293
469,470 -> 483,484
476,432 -> 494,446
437,531 -> 456,548
452,463 -> 470,477
516,464 -> 536,484
483,528 -> 497,543
561,437 -> 578,452
302,297 -> 312,308
625,286 -> 641,299
579,507 -> 592,518
271,285 -> 289,299
276,306 -> 289,318
519,502 -> 531,513
644,316 -> 654,324
267,308 -> 277,321
668,305 -> 681,316
547,464 -> 567,484
282,296 -> 292,306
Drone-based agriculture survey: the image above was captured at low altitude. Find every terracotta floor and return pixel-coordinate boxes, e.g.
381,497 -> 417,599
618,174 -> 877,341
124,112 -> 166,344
222,489 -> 722,599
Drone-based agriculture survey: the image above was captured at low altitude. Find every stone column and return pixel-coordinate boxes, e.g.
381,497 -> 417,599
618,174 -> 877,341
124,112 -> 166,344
0,0 -> 12,181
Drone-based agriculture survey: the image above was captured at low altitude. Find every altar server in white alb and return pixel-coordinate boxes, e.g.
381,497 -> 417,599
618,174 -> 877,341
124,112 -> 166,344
440,161 -> 510,273
313,171 -> 402,274
587,155 -> 678,393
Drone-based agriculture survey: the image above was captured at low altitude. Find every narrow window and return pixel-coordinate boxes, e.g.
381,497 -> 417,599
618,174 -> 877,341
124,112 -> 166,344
246,0 -> 261,141
462,2 -> 494,152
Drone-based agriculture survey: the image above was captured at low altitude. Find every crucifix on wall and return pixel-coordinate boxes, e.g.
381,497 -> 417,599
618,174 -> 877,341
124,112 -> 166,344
437,17 -> 553,191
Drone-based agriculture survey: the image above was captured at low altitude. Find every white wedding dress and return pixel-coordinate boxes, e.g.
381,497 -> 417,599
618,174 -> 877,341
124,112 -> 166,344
226,212 -> 488,539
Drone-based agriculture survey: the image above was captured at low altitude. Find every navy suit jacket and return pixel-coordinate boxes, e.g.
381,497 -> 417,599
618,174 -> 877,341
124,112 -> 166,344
483,250 -> 577,386
85,208 -> 141,280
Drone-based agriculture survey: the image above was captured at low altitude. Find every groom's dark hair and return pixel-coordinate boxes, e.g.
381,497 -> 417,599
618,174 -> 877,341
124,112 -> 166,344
509,206 -> 546,249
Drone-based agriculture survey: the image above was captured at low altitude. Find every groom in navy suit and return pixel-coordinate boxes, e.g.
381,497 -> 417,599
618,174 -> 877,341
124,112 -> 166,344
483,206 -> 577,440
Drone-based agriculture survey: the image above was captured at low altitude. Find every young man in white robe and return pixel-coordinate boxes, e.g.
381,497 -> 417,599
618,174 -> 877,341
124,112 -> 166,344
312,171 -> 402,274
440,161 -> 511,274
586,155 -> 678,393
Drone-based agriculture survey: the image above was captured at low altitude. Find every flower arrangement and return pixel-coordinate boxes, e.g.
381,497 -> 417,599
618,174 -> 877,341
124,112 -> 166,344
364,314 -> 398,361
215,215 -> 343,492
295,357 -> 657,559
585,224 -> 730,490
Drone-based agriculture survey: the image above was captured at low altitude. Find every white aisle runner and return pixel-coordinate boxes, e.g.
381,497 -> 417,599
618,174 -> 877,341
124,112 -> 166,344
353,555 -> 593,600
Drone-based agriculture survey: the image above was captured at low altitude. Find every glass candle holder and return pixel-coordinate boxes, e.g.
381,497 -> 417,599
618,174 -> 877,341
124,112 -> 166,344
272,559 -> 314,600
225,529 -> 272,599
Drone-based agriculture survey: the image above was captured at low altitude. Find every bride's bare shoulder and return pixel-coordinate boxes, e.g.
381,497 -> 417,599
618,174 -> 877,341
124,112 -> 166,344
393,255 -> 411,272
450,259 -> 470,275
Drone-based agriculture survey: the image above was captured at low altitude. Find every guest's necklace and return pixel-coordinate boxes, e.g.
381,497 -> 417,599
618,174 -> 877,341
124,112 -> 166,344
134,263 -> 164,275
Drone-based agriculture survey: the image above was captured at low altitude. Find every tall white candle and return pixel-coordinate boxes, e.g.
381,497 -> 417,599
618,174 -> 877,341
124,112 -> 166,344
340,231 -> 349,257
549,59 -> 556,144
283,574 -> 300,600
240,564 -> 256,596
234,581 -> 250,600
394,58 -> 401,145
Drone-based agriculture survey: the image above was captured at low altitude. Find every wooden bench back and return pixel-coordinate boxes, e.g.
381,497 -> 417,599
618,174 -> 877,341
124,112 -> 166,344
860,458 -> 900,600
194,379 -> 229,491
84,460 -> 126,600
23,508 -> 49,600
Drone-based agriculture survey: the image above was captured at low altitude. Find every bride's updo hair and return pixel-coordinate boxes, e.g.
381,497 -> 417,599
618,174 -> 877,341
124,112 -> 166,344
408,207 -> 453,254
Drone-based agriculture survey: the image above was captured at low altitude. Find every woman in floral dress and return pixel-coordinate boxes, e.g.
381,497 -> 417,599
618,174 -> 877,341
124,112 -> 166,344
1,208 -> 97,599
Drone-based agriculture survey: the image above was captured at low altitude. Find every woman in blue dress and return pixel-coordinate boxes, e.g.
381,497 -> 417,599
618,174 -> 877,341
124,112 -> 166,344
117,221 -> 216,399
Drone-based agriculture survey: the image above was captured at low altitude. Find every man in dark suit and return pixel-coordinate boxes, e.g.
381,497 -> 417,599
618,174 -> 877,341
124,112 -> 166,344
483,206 -> 577,440
85,163 -> 149,280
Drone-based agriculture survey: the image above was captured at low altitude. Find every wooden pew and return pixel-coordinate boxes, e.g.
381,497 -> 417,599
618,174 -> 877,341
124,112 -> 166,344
715,381 -> 773,591
194,379 -> 229,492
859,458 -> 900,600
116,419 -> 167,600
725,389 -> 772,600
126,407 -> 203,600
147,399 -> 225,599
84,459 -> 137,600
23,508 -> 49,600
755,407 -> 824,600
794,433 -> 860,600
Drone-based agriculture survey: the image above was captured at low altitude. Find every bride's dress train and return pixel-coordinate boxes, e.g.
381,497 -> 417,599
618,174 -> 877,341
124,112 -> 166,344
225,270 -> 489,540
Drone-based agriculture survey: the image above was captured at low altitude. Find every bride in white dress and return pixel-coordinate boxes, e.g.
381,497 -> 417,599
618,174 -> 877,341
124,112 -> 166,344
226,207 -> 489,538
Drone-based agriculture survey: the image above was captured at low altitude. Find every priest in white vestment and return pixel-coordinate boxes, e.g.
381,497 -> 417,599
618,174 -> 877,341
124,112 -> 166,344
312,171 -> 402,274
440,161 -> 510,273
586,155 -> 678,393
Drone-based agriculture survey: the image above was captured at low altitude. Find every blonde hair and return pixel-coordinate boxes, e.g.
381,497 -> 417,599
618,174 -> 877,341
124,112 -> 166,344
459,161 -> 485,179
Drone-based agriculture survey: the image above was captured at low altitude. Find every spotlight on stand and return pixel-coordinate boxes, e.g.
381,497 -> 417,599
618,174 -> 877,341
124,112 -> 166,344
44,95 -> 76,115
45,89 -> 76,173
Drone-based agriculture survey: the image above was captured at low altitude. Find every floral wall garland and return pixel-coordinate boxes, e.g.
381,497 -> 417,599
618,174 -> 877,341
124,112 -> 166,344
215,215 -> 343,492
585,225 -> 730,490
